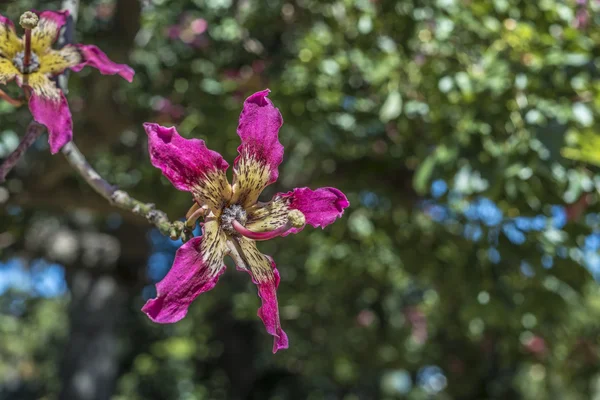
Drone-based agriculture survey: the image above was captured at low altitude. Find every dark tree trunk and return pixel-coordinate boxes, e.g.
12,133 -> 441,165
57,222 -> 149,400
58,268 -> 127,400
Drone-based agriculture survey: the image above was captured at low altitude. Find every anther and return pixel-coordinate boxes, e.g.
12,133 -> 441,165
231,210 -> 306,241
287,209 -> 306,228
19,12 -> 38,29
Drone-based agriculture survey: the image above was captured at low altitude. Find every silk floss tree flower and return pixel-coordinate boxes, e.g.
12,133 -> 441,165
0,10 -> 134,153
142,90 -> 349,353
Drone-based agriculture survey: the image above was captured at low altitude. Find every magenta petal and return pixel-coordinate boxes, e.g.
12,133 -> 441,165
289,187 -> 349,230
144,122 -> 229,192
29,91 -> 73,154
245,187 -> 349,236
257,266 -> 289,353
36,10 -> 69,29
235,89 -> 284,185
71,45 -> 135,82
238,260 -> 289,353
0,13 -> 20,59
0,14 -> 15,31
31,10 -> 69,48
142,237 -> 226,323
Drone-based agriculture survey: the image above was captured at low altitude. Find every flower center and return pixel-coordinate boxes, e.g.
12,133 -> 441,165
220,204 -> 247,235
13,51 -> 40,74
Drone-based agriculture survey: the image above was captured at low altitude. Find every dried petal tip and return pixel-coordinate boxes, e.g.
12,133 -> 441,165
19,12 -> 38,29
287,210 -> 305,228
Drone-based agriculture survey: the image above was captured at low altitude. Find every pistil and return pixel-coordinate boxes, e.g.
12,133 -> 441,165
19,12 -> 39,73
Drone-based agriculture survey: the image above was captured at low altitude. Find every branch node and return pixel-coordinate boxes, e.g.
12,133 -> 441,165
110,190 -> 129,205
146,209 -> 160,223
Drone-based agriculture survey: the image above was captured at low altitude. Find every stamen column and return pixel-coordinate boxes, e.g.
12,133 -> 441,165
19,12 -> 39,73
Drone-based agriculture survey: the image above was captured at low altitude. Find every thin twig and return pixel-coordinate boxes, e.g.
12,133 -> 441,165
61,142 -> 192,241
0,122 -> 45,183
0,88 -> 23,107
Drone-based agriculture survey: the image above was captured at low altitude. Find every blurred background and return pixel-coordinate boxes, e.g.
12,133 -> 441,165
1,0 -> 600,399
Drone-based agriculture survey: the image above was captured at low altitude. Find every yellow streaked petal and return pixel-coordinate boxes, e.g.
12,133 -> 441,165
201,219 -> 229,275
245,196 -> 291,233
233,236 -> 274,283
0,23 -> 22,58
191,170 -> 232,217
22,72 -> 60,100
31,18 -> 60,54
230,152 -> 271,208
0,58 -> 19,84
38,46 -> 82,75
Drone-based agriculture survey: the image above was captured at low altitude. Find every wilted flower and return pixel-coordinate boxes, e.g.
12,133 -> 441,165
142,90 -> 349,353
0,10 -> 134,153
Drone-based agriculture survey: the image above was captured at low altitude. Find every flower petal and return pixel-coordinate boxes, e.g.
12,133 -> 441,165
233,237 -> 289,353
19,71 -> 60,97
28,78 -> 72,154
70,44 -> 134,82
0,14 -> 22,58
142,220 -> 228,323
144,123 -> 232,214
246,187 -> 349,235
0,58 -> 19,84
32,10 -> 69,54
231,89 -> 284,208
38,46 -> 82,75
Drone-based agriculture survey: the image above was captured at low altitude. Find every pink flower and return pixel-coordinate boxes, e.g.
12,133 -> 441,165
0,10 -> 134,153
166,15 -> 208,48
142,90 -> 350,353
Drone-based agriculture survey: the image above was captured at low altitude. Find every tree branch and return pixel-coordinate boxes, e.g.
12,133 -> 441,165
52,0 -> 191,242
57,0 -> 79,92
0,122 -> 45,183
62,0 -> 80,21
61,142 -> 192,241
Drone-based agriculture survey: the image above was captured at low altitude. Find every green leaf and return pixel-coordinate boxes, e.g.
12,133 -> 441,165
379,91 -> 403,122
413,154 -> 436,195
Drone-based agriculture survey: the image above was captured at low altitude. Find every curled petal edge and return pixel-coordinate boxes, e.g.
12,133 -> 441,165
71,44 -> 135,82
